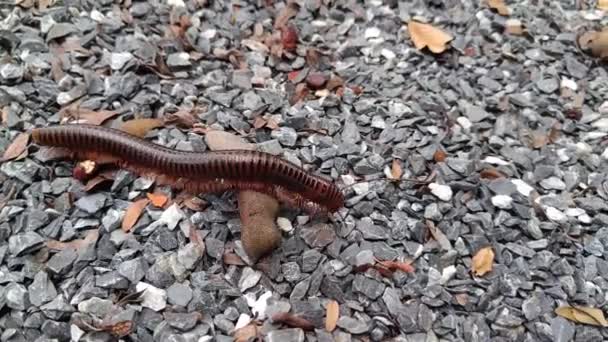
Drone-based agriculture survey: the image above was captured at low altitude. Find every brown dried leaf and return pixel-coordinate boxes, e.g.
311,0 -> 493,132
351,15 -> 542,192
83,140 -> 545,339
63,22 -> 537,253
274,2 -> 299,29
548,122 -> 561,143
253,116 -> 268,129
290,83 -> 309,105
325,300 -> 339,332
479,168 -> 505,180
181,196 -> 208,212
487,0 -> 511,15
433,149 -> 447,162
103,321 -> 133,337
407,21 -> 453,54
389,159 -> 403,181
281,25 -> 298,51
120,118 -> 164,138
84,175 -> 113,192
326,76 -> 344,91
599,0 -> 608,11
454,293 -> 469,306
306,48 -> 321,69
272,312 -> 315,331
122,198 -> 150,232
377,260 -> 416,273
146,192 -> 168,208
77,109 -> 120,126
471,246 -> 494,277
15,0 -> 35,8
163,110 -> 199,128
581,29 -> 608,59
47,229 -> 99,251
1,132 -> 29,162
223,252 -> 246,266
505,19 -> 524,35
556,306 -> 608,327
234,324 -> 259,342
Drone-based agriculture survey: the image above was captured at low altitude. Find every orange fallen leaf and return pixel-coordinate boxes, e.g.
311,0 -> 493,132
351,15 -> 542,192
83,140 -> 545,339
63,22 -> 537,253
407,21 -> 453,54
122,198 -> 150,232
600,0 -> 608,11
234,324 -> 259,342
389,159 -> 403,181
325,300 -> 339,332
377,260 -> 416,273
102,321 -> 133,337
147,192 -> 168,208
433,149 -> 447,162
479,168 -> 505,179
1,132 -> 30,162
120,118 -> 164,138
486,0 -> 510,15
505,19 -> 525,35
471,246 -> 494,277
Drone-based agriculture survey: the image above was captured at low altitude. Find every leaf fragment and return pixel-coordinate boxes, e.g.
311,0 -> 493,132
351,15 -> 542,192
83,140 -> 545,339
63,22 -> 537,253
46,229 -> 99,251
433,149 -> 447,162
471,246 -> 494,277
122,198 -> 150,232
120,118 -> 164,138
389,159 -> 403,181
599,0 -> 608,11
555,306 -> 608,327
147,192 -> 168,208
271,312 -> 315,331
75,109 -> 119,126
1,132 -> 29,162
486,0 -> 511,15
325,300 -> 339,332
407,21 -> 453,54
234,324 -> 259,342
479,168 -> 505,180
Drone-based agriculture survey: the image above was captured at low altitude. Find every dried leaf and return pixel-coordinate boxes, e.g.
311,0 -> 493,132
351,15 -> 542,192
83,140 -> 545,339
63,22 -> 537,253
377,260 -> 416,273
163,109 -> 199,128
306,48 -> 321,69
479,168 -> 505,180
454,293 -> 469,306
122,198 -> 150,232
47,229 -> 99,251
580,29 -> 608,59
598,0 -> 608,10
253,116 -> 268,129
181,196 -> 208,211
84,175 -> 113,192
407,21 -> 453,54
103,321 -> 133,337
15,0 -> 35,8
486,0 -> 511,15
548,122 -> 561,143
281,25 -> 298,52
234,324 -> 259,342
274,2 -> 299,29
223,252 -> 246,265
471,246 -> 494,277
325,300 -> 339,332
1,132 -> 29,162
433,149 -> 447,162
555,306 -> 608,327
120,118 -> 164,138
147,192 -> 168,208
272,312 -> 315,331
389,159 -> 403,181
75,109 -> 120,126
290,83 -> 309,105
532,131 -> 547,149
326,76 -> 344,91
505,18 -> 524,35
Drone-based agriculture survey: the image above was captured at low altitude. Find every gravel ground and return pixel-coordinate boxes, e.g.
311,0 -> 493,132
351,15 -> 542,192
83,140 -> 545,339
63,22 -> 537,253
2,0 -> 608,341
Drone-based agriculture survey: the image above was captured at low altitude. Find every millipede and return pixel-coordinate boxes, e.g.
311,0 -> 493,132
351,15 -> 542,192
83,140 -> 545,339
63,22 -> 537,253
30,124 -> 345,217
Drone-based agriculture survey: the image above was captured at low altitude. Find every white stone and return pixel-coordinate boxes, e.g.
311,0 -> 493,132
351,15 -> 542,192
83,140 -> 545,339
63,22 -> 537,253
365,27 -> 381,39
540,177 -> 566,190
565,208 -> 585,217
167,0 -> 185,6
250,291 -> 272,320
352,182 -> 369,195
602,147 -> 608,160
276,217 -> 293,232
135,282 -> 167,311
111,52 -> 133,70
579,214 -> 592,224
600,101 -> 608,115
545,207 -> 567,222
576,142 -> 592,155
491,195 -> 513,209
234,314 -> 252,330
592,118 -> 608,131
90,10 -> 105,22
482,156 -> 510,166
440,265 -> 456,285
381,48 -> 396,59
457,116 -> 472,130
428,183 -> 453,201
201,29 -> 217,40
511,179 -> 534,197
71,324 -> 85,342
560,78 -> 577,91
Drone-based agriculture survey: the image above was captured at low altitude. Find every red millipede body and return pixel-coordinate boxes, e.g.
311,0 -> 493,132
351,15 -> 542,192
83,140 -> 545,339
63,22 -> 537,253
30,124 -> 345,215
